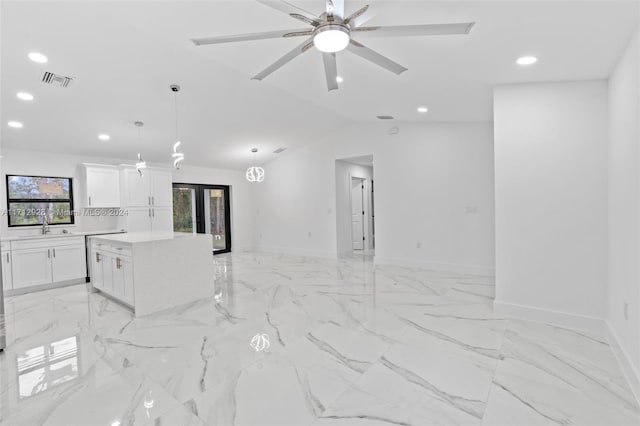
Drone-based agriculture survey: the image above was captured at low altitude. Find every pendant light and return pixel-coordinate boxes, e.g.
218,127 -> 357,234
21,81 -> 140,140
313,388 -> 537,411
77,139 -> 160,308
170,84 -> 184,169
246,147 -> 265,183
134,121 -> 146,177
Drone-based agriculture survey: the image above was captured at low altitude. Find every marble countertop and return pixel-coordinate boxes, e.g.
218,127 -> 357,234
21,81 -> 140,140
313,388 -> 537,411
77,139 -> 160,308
88,231 -> 204,244
1,229 -> 125,242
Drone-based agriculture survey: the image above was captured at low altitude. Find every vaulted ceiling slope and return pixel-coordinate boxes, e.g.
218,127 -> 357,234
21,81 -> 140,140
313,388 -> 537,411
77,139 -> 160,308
1,1 -> 638,169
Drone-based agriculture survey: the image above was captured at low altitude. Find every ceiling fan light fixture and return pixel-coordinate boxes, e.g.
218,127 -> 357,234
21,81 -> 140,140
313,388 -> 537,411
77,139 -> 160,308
313,25 -> 350,53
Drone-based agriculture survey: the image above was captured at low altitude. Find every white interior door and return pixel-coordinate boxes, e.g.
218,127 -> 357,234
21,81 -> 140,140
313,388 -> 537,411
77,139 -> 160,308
351,178 -> 365,250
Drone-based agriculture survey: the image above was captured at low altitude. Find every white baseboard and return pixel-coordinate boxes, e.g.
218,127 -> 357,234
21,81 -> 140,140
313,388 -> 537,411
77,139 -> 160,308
374,256 -> 495,276
605,321 -> 640,404
493,300 -> 607,335
253,246 -> 338,259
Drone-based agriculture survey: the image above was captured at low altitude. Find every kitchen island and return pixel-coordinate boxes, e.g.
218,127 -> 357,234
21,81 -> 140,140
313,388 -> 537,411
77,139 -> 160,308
88,232 -> 214,316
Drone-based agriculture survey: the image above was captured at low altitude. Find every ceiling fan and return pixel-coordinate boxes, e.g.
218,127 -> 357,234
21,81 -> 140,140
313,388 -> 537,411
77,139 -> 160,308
191,0 -> 475,91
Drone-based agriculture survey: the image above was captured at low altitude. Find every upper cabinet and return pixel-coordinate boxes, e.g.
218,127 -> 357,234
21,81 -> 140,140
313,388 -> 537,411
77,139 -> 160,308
121,168 -> 173,207
83,164 -> 120,208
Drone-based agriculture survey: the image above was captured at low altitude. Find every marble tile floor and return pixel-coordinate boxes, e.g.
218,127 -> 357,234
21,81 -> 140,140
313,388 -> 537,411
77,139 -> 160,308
0,252 -> 638,426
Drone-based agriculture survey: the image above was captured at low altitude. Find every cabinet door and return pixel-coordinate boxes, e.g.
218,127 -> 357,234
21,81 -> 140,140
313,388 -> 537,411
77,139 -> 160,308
151,206 -> 174,232
1,250 -> 12,290
101,252 -> 115,295
11,248 -> 53,288
111,256 -> 125,300
86,166 -> 120,208
52,244 -> 87,282
91,250 -> 105,290
121,258 -> 134,305
124,169 -> 151,207
150,171 -> 173,207
124,207 -> 152,232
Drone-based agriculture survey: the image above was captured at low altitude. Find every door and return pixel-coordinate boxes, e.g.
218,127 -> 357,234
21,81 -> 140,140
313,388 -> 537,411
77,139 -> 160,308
173,184 -> 232,254
151,206 -> 174,232
121,257 -> 134,305
2,250 -> 12,291
91,250 -> 105,290
85,166 -> 120,208
351,178 -> 365,250
11,248 -> 53,288
124,168 -> 151,207
125,207 -> 153,232
150,171 -> 173,207
51,244 -> 87,282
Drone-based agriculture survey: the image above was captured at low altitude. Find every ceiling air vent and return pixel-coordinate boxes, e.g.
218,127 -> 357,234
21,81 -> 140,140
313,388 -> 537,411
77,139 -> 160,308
42,71 -> 73,88
376,115 -> 394,120
273,147 -> 287,154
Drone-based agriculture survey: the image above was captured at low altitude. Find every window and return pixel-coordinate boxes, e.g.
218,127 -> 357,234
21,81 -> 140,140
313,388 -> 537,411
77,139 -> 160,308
6,175 -> 75,227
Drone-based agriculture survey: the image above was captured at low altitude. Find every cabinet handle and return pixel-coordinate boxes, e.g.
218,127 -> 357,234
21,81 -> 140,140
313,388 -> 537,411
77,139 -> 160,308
152,208 -> 155,217
53,248 -> 56,258
47,249 -> 51,258
152,196 -> 155,205
96,252 -> 101,263
89,196 -> 92,206
148,208 -> 151,218
116,257 -> 121,270
6,253 -> 9,263
148,196 -> 151,205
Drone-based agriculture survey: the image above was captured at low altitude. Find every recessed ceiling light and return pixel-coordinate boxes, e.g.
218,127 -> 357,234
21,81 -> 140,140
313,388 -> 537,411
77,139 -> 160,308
98,134 -> 110,141
16,92 -> 34,101
516,56 -> 538,66
28,52 -> 48,63
8,121 -> 23,128
417,106 -> 428,113
336,76 -> 344,83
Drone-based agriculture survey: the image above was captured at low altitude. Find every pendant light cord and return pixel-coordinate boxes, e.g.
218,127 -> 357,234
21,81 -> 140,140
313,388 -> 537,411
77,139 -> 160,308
174,91 -> 179,142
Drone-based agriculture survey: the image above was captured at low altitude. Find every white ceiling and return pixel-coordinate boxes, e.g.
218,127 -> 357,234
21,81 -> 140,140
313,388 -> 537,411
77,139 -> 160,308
1,1 -> 638,169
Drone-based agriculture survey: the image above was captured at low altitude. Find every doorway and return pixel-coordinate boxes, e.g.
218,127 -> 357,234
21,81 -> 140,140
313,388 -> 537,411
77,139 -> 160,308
335,155 -> 375,256
172,183 -> 232,254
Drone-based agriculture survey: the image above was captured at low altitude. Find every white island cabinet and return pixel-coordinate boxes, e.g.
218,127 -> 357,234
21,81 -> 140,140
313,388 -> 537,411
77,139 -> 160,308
88,232 -> 214,316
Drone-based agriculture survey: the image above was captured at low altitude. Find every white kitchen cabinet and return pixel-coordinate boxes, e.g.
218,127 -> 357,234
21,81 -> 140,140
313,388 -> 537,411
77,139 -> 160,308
11,247 -> 53,289
9,237 -> 87,292
121,167 -> 174,232
51,243 -> 87,282
89,240 -> 134,306
83,164 -> 120,208
1,246 -> 13,291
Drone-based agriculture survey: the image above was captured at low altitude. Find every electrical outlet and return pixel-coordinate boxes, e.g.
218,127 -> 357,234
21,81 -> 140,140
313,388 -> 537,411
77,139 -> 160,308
308,231 -> 312,238
624,303 -> 629,320
416,242 -> 421,249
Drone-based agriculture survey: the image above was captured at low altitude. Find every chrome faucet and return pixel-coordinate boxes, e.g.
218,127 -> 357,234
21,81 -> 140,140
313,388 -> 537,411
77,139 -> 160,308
42,214 -> 50,235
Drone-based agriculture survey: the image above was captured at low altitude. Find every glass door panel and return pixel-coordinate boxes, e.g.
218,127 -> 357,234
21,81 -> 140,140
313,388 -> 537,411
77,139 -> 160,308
172,186 -> 197,234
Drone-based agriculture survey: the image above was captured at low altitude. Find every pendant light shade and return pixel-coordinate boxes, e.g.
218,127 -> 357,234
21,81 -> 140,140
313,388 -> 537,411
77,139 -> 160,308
246,147 -> 265,183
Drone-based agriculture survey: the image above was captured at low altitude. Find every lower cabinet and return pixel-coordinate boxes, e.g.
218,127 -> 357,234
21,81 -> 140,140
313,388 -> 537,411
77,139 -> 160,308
1,247 -> 12,291
6,237 -> 87,293
90,242 -> 134,306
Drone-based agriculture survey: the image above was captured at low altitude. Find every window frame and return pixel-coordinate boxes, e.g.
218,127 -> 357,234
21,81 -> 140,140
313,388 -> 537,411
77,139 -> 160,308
6,174 -> 75,227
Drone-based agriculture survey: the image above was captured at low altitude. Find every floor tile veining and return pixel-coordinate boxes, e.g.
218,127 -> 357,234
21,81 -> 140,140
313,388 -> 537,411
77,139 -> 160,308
0,253 -> 637,425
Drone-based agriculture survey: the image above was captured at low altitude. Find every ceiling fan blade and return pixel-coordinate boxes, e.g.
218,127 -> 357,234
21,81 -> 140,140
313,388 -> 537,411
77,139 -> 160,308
191,29 -> 313,46
256,0 -> 320,22
343,4 -> 370,27
252,37 -> 314,80
322,52 -> 338,91
347,40 -> 407,75
326,0 -> 344,20
290,13 -> 322,27
352,22 -> 475,37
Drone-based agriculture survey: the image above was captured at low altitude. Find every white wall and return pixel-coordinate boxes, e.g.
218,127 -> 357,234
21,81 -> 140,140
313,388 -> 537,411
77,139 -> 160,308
335,160 -> 374,255
607,27 -> 640,398
255,122 -> 495,273
0,149 -> 254,252
494,81 -> 609,326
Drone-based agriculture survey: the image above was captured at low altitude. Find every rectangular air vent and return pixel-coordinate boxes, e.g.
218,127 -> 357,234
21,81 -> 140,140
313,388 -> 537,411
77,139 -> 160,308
376,115 -> 394,120
273,147 -> 287,154
42,71 -> 73,88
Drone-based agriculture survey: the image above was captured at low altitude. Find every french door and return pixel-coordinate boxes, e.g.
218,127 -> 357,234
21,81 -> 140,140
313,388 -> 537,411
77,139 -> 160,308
172,183 -> 231,254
